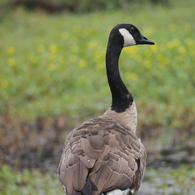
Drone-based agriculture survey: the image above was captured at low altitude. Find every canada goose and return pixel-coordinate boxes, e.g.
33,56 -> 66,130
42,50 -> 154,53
58,24 -> 155,195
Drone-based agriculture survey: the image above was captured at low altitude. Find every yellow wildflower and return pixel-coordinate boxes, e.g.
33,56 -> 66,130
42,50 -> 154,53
7,46 -> 15,55
157,54 -> 169,67
166,39 -> 180,49
8,58 -> 15,66
125,72 -> 139,81
185,38 -> 194,55
123,46 -> 139,55
49,44 -> 57,54
88,41 -> 97,49
94,50 -> 104,64
150,44 -> 157,52
186,38 -> 193,47
78,60 -> 87,68
47,64 -> 55,71
177,46 -> 186,56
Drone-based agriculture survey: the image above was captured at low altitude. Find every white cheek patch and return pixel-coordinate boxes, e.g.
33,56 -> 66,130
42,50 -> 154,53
119,28 -> 136,47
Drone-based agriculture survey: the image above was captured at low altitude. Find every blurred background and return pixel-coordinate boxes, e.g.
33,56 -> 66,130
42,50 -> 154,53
0,0 -> 195,194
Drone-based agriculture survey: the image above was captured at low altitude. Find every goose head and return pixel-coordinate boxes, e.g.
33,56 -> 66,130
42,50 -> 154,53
105,24 -> 155,128
108,24 -> 155,48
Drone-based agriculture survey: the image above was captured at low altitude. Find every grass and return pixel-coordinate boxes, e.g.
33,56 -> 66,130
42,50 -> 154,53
143,165 -> 195,195
0,1 -> 195,131
1,164 -> 195,195
0,165 -> 63,195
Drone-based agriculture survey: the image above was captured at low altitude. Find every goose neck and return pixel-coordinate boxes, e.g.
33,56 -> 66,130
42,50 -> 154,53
106,43 -> 133,113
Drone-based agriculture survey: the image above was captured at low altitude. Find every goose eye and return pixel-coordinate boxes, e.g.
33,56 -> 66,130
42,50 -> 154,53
129,27 -> 135,34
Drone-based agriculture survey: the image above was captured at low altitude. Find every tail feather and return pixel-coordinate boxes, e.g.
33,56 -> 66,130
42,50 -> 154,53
80,179 -> 98,195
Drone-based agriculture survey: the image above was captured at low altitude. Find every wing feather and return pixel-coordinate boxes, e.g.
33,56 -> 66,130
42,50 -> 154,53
58,117 -> 146,195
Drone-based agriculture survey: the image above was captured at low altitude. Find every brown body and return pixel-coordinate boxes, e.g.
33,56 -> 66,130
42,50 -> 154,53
58,104 -> 146,195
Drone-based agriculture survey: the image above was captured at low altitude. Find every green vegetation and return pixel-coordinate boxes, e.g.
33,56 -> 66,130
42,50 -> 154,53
144,166 -> 195,194
1,165 -> 195,195
0,165 -> 63,195
0,0 -> 195,130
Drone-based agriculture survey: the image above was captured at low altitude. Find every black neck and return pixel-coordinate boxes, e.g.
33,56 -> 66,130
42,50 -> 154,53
106,41 -> 133,113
